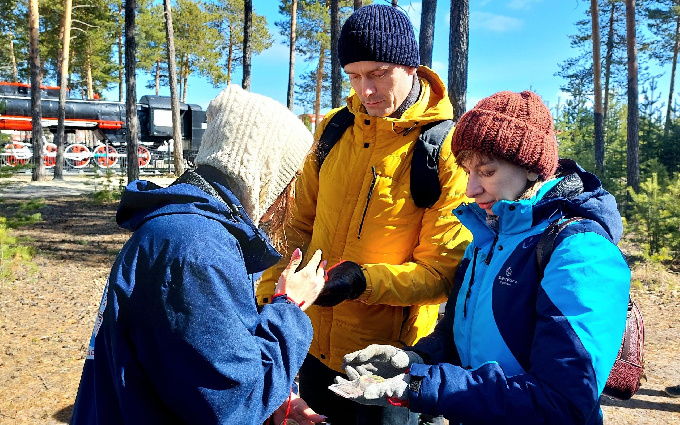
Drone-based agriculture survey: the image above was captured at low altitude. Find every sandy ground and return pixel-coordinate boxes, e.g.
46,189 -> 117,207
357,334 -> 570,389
0,173 -> 678,424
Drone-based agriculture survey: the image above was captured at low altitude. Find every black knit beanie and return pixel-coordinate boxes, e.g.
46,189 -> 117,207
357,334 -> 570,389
338,4 -> 420,68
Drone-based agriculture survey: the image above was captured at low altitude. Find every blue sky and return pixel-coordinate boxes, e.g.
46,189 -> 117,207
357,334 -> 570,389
107,0 -> 669,116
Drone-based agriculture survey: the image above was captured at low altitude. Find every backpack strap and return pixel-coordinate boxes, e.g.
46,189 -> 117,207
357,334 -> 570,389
316,106 -> 453,209
411,119 -> 454,208
535,217 -> 583,279
316,106 -> 354,167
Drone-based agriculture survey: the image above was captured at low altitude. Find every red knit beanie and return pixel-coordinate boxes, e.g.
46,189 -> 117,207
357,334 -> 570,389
452,91 -> 558,180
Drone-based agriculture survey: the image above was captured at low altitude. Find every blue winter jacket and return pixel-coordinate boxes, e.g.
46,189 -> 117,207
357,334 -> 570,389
70,166 -> 312,425
408,160 -> 631,425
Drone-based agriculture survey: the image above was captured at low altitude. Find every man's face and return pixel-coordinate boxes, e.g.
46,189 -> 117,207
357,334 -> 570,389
343,61 -> 417,117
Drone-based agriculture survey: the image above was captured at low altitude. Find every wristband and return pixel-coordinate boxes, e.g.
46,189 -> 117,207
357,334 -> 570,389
272,293 -> 305,308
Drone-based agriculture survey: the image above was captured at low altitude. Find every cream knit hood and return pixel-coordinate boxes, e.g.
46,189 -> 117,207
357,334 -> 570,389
195,85 -> 313,226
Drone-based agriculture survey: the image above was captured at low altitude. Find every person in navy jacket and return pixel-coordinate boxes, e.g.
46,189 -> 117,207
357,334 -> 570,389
337,91 -> 631,425
70,85 -> 327,425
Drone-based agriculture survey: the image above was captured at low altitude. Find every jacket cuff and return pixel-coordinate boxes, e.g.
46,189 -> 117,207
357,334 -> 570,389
356,267 -> 373,302
407,363 -> 434,413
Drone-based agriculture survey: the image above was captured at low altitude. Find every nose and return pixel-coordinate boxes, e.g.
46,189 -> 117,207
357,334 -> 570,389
465,174 -> 483,198
360,79 -> 376,98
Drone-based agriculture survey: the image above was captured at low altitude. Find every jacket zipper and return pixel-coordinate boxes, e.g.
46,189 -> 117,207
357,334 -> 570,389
485,235 -> 499,265
358,166 -> 378,239
463,247 -> 481,318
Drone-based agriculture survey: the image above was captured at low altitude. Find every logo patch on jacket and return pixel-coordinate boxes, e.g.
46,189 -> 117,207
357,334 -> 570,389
496,266 -> 518,287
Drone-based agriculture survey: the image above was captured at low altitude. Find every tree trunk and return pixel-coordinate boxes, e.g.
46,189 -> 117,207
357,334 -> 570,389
287,0 -> 297,110
591,0 -> 605,177
625,0 -> 639,194
86,44 -> 93,99
664,12 -> 680,139
419,0 -> 437,68
242,0 -> 252,90
125,0 -> 140,182
54,0 -> 73,180
604,2 -> 616,123
354,0 -> 362,10
331,0 -> 342,108
449,0 -> 469,122
55,17 -> 65,86
163,0 -> 184,176
227,24 -> 234,84
182,59 -> 189,103
315,44 -> 325,128
8,31 -> 18,82
118,4 -> 124,103
155,57 -> 160,95
29,0 -> 45,181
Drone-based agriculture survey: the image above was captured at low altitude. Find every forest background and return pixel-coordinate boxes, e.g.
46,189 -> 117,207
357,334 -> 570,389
0,0 -> 678,284
0,0 -> 679,423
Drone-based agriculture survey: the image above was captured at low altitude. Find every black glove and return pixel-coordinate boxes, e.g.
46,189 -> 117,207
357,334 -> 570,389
315,261 -> 367,307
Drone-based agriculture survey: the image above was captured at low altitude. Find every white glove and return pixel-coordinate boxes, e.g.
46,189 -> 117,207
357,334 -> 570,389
333,374 -> 410,408
342,344 -> 423,380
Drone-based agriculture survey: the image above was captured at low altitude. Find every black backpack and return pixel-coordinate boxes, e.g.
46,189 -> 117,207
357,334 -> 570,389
536,217 -> 644,400
316,106 -> 454,209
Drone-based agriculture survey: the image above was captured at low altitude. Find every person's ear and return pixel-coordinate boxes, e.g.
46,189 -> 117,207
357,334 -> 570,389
527,171 -> 539,182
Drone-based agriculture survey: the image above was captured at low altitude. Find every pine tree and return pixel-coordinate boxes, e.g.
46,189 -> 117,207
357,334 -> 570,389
163,0 -> 184,175
29,0 -> 45,181
0,0 -> 27,82
449,0 -> 469,122
208,0 -> 272,86
645,0 -> 680,140
419,0 -> 436,68
591,0 -> 606,176
626,0 -> 640,195
277,0 -> 353,117
137,0 -> 167,95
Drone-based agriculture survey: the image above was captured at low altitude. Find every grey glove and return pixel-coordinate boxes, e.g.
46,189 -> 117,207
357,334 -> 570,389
342,344 -> 423,380
333,374 -> 410,407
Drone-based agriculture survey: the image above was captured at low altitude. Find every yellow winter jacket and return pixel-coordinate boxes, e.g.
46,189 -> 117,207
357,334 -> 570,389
256,67 -> 471,372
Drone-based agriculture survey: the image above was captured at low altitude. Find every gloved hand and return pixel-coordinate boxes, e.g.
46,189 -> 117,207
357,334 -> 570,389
333,374 -> 410,408
314,260 -> 367,307
342,344 -> 423,380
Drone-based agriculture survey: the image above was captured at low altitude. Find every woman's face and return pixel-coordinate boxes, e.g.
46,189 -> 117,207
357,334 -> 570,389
461,154 -> 532,215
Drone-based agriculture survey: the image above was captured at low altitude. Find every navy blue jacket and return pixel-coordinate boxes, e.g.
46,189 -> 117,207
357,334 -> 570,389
70,167 -> 312,425
408,160 -> 631,425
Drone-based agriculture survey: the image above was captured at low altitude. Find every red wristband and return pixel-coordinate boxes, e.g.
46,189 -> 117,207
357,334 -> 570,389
272,293 -> 305,308
387,397 -> 409,407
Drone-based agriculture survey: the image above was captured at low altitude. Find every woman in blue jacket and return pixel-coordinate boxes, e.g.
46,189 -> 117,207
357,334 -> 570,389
337,91 -> 631,425
70,85 -> 327,425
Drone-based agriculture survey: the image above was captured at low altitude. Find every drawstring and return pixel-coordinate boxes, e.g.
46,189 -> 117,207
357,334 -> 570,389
282,390 -> 292,424
266,389 -> 293,425
463,248 -> 480,317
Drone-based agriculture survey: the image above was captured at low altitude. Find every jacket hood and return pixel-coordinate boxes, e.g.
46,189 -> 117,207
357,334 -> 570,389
346,65 -> 454,131
460,159 -> 624,244
534,159 -> 623,243
116,167 -> 282,274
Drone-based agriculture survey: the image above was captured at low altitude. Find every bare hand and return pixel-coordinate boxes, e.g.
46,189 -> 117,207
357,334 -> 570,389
275,249 -> 325,311
271,392 -> 327,425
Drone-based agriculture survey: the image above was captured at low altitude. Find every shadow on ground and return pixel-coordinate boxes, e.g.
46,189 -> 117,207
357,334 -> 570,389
601,387 -> 680,413
53,404 -> 74,423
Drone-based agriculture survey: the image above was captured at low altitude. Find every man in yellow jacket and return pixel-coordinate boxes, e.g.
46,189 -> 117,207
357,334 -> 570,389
256,4 -> 471,424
